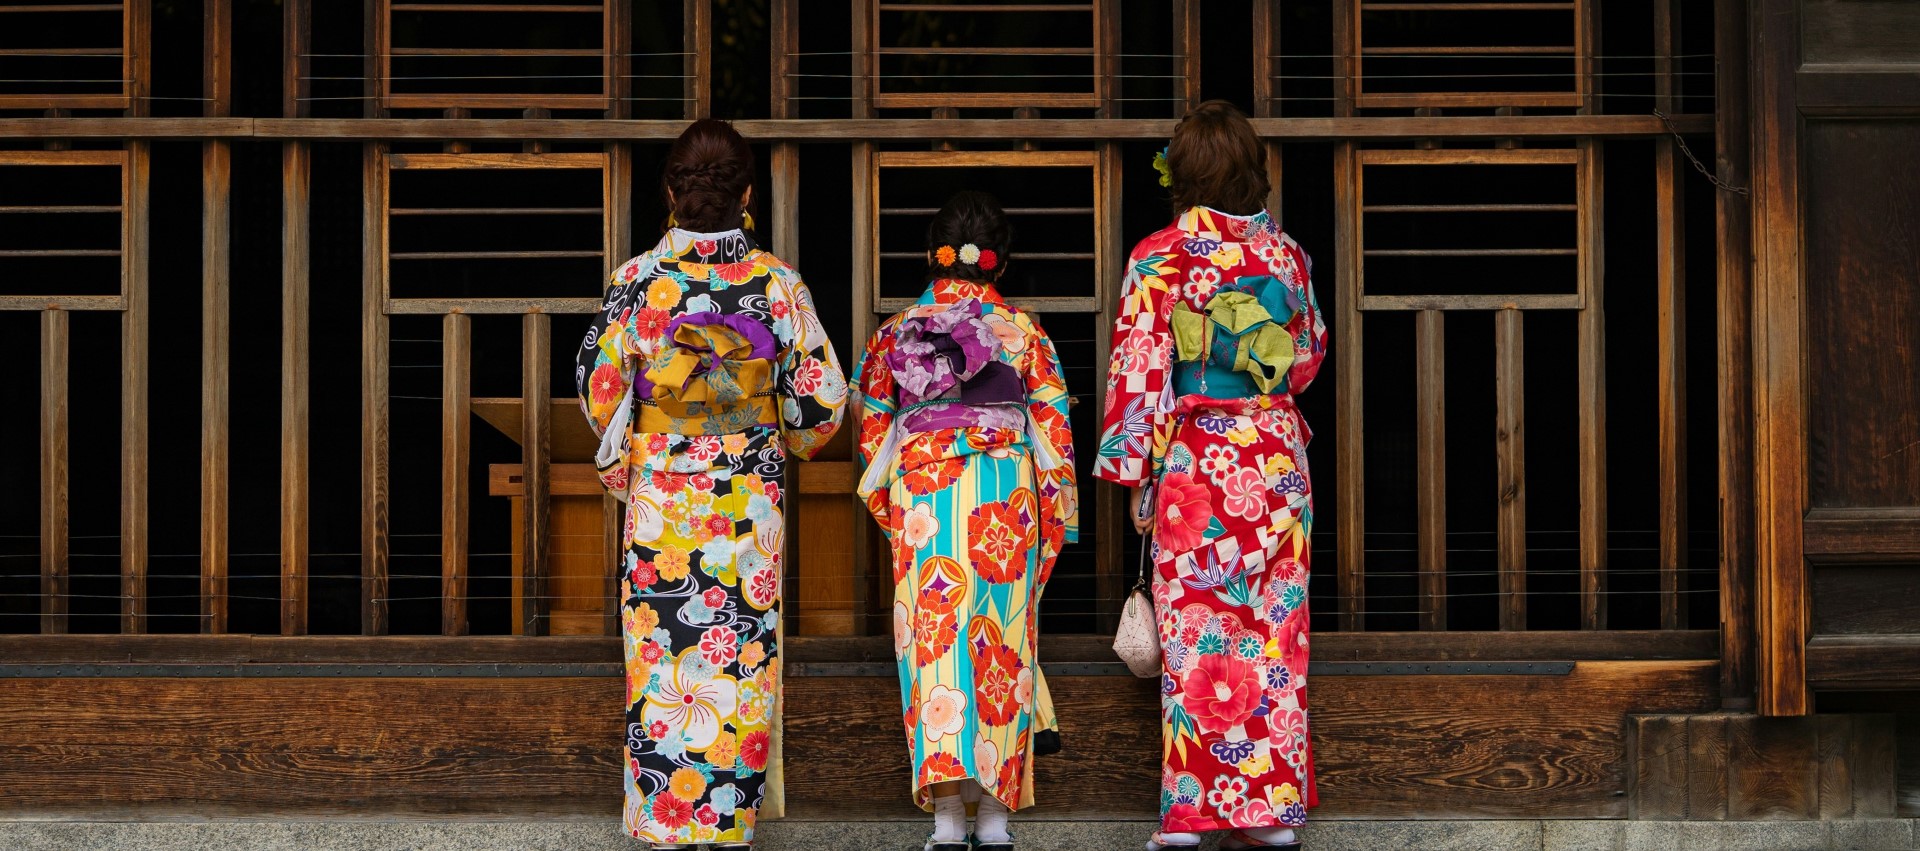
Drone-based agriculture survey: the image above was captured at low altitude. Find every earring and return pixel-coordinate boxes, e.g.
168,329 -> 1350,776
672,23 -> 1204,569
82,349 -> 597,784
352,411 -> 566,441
743,211 -> 755,231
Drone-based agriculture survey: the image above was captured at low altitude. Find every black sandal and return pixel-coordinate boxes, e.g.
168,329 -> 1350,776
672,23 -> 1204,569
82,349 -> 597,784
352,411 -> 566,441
925,838 -> 971,851
974,837 -> 1015,851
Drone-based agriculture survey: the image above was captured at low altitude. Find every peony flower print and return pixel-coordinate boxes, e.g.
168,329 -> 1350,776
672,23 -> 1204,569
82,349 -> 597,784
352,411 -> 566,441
1221,466 -> 1270,522
920,683 -> 968,742
901,502 -> 941,549
1156,471 -> 1216,552
1183,652 -> 1260,735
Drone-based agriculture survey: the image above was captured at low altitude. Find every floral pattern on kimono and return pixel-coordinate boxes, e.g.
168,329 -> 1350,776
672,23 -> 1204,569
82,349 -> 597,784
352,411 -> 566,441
854,279 -> 1079,812
578,227 -> 846,846
1094,207 -> 1327,835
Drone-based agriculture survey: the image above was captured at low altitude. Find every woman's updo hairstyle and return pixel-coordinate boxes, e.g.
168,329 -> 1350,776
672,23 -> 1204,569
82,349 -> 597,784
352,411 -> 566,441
924,190 -> 1011,283
1166,99 -> 1270,216
662,118 -> 755,233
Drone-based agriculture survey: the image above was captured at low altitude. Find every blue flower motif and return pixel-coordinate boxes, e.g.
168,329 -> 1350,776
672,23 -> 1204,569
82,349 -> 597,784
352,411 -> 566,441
1196,632 -> 1226,656
1209,739 -> 1257,764
1175,774 -> 1201,800
1281,802 -> 1308,826
683,293 -> 716,313
1236,634 -> 1264,658
709,783 -> 742,815
1196,413 -> 1234,435
745,494 -> 777,523
1183,236 -> 1222,257
1281,583 -> 1307,610
1266,665 -> 1291,690
682,598 -> 717,624
1162,673 -> 1179,695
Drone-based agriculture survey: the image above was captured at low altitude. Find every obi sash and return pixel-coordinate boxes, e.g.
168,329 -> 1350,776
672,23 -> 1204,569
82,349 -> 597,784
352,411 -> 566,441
1170,273 -> 1304,398
857,300 -> 1062,497
634,312 -> 781,433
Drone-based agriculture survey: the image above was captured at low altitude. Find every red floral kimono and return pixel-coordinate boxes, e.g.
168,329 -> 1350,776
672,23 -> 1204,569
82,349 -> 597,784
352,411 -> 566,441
1094,206 -> 1327,834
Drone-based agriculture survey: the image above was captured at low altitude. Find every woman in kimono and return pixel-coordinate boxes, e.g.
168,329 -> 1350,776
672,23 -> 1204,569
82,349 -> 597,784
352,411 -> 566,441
854,192 -> 1079,851
578,118 -> 847,850
1095,101 -> 1327,851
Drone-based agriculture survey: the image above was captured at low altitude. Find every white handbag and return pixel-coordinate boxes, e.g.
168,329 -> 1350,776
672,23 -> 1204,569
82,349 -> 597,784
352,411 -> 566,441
1112,536 -> 1162,678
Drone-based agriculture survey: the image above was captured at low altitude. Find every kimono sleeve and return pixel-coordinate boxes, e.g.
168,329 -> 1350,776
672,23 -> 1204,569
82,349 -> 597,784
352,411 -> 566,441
767,265 -> 848,459
852,323 -> 899,531
577,265 -> 642,438
1278,234 -> 1328,395
1093,245 -> 1178,487
1023,318 -> 1079,585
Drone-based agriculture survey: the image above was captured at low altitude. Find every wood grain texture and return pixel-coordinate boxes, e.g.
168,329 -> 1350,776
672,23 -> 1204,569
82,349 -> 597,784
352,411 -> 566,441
1805,507 -> 1920,562
41,310 -> 70,635
1810,564 -> 1920,635
1686,713 -> 1730,819
1093,141 -> 1125,630
1656,136 -> 1689,631
201,138 -> 231,635
1416,310 -> 1446,631
281,141 -> 310,636
1713,0 -> 1754,710
1495,308 -> 1526,630
1629,714 -> 1688,819
683,0 -> 710,119
442,313 -> 472,636
1809,635 -> 1920,690
121,141 -> 151,634
361,143 -> 391,635
1728,714 -> 1817,819
1334,142 -> 1364,632
521,313 -> 552,636
1576,140 -> 1608,630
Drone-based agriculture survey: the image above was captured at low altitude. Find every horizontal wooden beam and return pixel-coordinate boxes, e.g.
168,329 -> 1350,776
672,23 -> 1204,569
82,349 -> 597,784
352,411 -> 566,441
1803,507 -> 1920,563
0,114 -> 1719,141
1359,293 -> 1582,311
0,296 -> 127,312
1807,635 -> 1920,690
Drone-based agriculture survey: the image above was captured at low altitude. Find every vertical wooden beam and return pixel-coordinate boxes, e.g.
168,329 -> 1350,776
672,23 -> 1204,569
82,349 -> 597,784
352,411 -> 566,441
849,141 -> 877,632
851,0 -> 873,118
1333,143 -> 1363,631
1751,0 -> 1807,717
1495,308 -> 1527,631
606,144 -> 631,265
521,313 -> 552,636
607,0 -> 631,119
1714,0 -> 1755,711
770,0 -> 797,121
1252,0 -> 1273,118
683,0 -> 711,119
201,139 -> 231,635
1094,0 -> 1119,116
1094,141 -> 1126,631
361,144 -> 391,635
1171,0 -> 1201,112
281,141 -> 311,636
1577,140 -> 1608,630
1333,0 -> 1358,118
1654,0 -> 1688,631
284,0 -> 309,119
41,310 -> 69,635
127,0 -> 151,118
205,0 -> 231,116
121,141 -> 150,633
442,313 -> 471,636
1415,310 -> 1446,631
364,0 -> 386,117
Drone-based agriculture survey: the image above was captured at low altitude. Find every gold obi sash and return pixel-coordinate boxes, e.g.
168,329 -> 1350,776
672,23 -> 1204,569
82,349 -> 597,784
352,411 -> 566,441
635,312 -> 780,434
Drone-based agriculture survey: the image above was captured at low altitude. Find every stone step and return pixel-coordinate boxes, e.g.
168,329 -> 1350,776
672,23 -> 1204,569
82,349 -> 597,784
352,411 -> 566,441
0,818 -> 1913,851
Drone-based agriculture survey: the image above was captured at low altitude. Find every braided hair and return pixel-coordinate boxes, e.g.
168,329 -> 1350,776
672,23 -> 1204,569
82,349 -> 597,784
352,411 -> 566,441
662,118 -> 755,232
924,190 -> 1010,283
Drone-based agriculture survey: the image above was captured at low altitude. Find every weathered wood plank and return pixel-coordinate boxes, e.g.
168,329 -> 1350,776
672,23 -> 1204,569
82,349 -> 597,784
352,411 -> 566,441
41,310 -> 70,636
1416,310 -> 1446,631
521,313 -> 552,636
1629,714 -> 1689,819
362,143 -> 391,635
1577,140 -> 1608,630
1334,142 -> 1364,632
1713,0 -> 1755,713
1656,133 -> 1689,631
1094,140 -> 1124,630
442,313 -> 472,636
684,0 -> 710,119
201,138 -> 231,635
1687,713 -> 1730,819
281,141 -> 311,636
1496,308 -> 1526,631
1728,715 -> 1817,819
121,141 -> 151,633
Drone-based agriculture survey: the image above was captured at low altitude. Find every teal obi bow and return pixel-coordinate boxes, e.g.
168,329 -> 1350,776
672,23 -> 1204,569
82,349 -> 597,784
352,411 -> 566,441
1170,274 -> 1304,395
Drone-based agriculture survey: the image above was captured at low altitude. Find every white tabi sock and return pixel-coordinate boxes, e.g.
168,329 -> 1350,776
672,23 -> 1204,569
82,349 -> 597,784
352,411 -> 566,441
974,789 -> 1012,843
1224,826 -> 1300,848
1148,831 -> 1203,850
931,793 -> 967,842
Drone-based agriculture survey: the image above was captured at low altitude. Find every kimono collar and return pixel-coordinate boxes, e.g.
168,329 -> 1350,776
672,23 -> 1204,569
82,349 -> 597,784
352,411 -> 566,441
918,278 -> 1006,307
1177,206 -> 1277,242
657,227 -> 758,265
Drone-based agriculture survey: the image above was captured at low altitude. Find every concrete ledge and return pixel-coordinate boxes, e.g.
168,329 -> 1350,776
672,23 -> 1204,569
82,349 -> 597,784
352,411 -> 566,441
0,819 -> 1913,851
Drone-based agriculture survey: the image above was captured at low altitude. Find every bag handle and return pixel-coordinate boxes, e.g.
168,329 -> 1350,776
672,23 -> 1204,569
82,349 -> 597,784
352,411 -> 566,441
1132,535 -> 1153,595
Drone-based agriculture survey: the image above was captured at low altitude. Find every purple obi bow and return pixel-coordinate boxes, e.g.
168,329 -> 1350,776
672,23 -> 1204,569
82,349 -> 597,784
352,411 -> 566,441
885,299 -> 1022,408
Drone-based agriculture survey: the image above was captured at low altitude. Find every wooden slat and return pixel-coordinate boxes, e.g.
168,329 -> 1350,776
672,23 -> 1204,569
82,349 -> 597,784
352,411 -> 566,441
1655,136 -> 1689,630
1416,310 -> 1446,631
1713,0 -> 1755,713
1751,0 -> 1808,718
385,298 -> 604,315
1360,147 -> 1582,166
0,296 -> 127,312
1094,140 -> 1124,629
362,143 -> 391,635
849,140 -> 877,630
1359,294 -> 1583,311
127,0 -> 151,118
1688,713 -> 1731,819
1495,308 -> 1526,631
872,93 -> 1100,110
1356,92 -> 1584,110
1577,139 -> 1607,630
1252,0 -> 1275,117
1334,141 -> 1364,632
604,142 -> 631,268
386,152 -> 605,170
1804,507 -> 1920,561
684,0 -> 710,119
1808,635 -> 1920,690
1728,714 -> 1818,818
283,0 -> 308,118
201,138 -> 231,635
0,114 -> 1721,141
1172,0 -> 1201,110
281,141 -> 311,636
488,464 -> 604,498
442,313 -> 472,636
1629,714 -> 1688,818
41,311 -> 70,636
875,149 -> 1096,168
520,313 -> 552,636
204,0 -> 231,117
121,141 -> 150,634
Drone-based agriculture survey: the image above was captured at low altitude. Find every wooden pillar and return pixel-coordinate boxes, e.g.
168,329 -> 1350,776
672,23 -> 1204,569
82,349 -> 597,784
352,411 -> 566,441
361,144 -> 391,635
200,0 -> 232,634
683,0 -> 711,118
1496,308 -> 1527,631
1416,310 -> 1445,631
121,140 -> 150,633
1654,0 -> 1689,631
1171,0 -> 1201,112
41,310 -> 69,635
521,313 -> 552,636
281,141 -> 311,636
1577,140 -> 1608,630
1714,0 -> 1756,711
